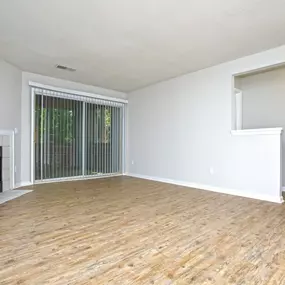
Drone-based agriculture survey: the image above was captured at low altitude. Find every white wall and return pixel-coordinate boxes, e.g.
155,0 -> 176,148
0,60 -> 22,183
128,45 -> 285,203
21,72 -> 127,185
241,67 -> 285,185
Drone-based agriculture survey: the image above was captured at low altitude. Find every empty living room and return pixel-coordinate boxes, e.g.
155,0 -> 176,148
1,0 -> 285,284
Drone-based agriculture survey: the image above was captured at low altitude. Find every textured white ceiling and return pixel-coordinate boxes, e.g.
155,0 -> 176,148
0,0 -> 285,92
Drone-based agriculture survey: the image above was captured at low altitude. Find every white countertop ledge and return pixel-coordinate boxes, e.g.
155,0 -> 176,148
231,128 -> 283,136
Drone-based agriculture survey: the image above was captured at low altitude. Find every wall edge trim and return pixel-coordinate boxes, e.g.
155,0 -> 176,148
126,173 -> 283,204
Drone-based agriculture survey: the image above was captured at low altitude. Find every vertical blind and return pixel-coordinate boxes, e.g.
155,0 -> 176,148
33,88 -> 124,181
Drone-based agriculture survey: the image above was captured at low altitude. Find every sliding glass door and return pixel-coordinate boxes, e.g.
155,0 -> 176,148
85,103 -> 122,176
34,90 -> 124,182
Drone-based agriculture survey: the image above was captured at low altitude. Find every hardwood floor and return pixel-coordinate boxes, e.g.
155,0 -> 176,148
1,176 -> 285,284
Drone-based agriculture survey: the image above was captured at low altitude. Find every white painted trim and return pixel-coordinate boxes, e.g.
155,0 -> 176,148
127,173 -> 284,204
231,127 -> 283,136
10,132 -> 15,189
29,81 -> 128,104
30,88 -> 35,184
233,62 -> 285,77
122,104 -> 126,174
235,91 -> 242,130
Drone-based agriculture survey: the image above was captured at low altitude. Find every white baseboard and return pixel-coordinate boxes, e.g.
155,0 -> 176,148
14,181 -> 33,189
127,173 -> 283,204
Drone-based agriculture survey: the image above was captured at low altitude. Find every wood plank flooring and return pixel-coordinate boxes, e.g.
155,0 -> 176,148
1,176 -> 285,284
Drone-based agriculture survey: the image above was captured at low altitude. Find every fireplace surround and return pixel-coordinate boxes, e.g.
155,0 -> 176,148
0,133 -> 13,192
